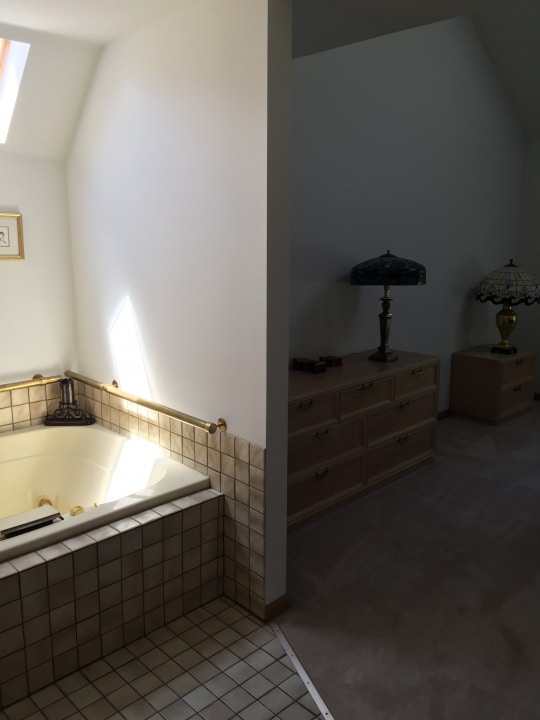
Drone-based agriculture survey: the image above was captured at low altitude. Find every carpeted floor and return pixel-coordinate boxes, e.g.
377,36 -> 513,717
277,403 -> 540,720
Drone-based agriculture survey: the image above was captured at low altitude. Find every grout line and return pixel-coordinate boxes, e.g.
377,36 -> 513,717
271,621 -> 335,720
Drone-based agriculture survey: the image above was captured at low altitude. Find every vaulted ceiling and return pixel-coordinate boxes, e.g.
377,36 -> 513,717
0,0 -> 538,159
293,0 -> 540,134
0,0 -> 179,44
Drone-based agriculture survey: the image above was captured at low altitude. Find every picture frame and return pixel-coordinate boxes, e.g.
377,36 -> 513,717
0,213 -> 24,259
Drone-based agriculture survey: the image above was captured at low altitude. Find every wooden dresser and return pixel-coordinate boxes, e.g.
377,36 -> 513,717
450,345 -> 536,422
287,350 -> 440,525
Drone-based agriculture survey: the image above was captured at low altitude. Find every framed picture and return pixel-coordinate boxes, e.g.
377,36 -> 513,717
0,213 -> 24,259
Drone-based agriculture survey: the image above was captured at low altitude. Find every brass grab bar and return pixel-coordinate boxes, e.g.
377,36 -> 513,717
65,370 -> 227,434
0,374 -> 63,393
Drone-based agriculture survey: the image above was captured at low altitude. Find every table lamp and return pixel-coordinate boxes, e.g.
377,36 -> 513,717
351,250 -> 426,362
475,259 -> 540,354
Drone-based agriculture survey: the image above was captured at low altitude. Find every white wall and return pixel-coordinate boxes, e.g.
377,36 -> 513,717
515,136 -> 540,385
290,17 -> 524,409
266,0 -> 291,609
0,26 -> 98,384
0,154 -> 76,382
67,0 -> 269,447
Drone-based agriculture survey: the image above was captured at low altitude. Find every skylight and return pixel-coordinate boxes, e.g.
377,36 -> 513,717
0,38 -> 30,144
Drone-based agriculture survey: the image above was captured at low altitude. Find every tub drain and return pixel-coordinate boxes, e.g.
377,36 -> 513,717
35,496 -> 54,508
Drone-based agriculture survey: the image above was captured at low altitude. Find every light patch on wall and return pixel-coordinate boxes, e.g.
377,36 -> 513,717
109,297 -> 151,398
0,38 -> 30,144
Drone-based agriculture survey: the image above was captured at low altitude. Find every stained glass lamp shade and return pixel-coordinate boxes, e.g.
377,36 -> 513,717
475,259 -> 540,354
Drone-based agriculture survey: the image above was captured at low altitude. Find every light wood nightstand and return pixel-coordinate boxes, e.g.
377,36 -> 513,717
450,345 -> 536,423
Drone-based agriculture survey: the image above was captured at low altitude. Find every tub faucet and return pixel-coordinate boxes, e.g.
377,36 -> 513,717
44,377 -> 95,426
60,378 -> 75,406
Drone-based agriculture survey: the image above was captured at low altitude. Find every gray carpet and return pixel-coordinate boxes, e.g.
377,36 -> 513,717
277,404 -> 540,719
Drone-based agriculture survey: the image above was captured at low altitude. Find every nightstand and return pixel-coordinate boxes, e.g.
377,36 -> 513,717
450,345 -> 536,422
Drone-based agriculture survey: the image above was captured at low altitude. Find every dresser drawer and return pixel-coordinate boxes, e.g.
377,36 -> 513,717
499,377 -> 534,418
368,393 -> 437,445
501,353 -> 535,385
395,363 -> 438,401
288,416 -> 366,478
366,425 -> 435,485
288,453 -> 365,522
288,392 -> 338,435
340,376 -> 393,419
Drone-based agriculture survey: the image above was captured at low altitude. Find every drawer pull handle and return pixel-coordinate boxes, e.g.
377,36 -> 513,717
298,399 -> 313,410
412,367 -> 423,375
315,468 -> 329,480
397,434 -> 409,444
362,381 -> 374,390
514,385 -> 522,392
399,400 -> 410,409
315,428 -> 329,439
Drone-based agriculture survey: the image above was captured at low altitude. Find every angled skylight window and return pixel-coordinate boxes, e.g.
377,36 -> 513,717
0,38 -> 30,144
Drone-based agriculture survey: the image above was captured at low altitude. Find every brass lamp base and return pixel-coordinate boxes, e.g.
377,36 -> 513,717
370,286 -> 399,362
491,303 -> 518,354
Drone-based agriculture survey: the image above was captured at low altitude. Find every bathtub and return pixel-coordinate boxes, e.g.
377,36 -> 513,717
0,423 -> 210,562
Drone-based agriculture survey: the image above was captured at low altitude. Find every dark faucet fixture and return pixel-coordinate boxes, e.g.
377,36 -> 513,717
44,378 -> 95,426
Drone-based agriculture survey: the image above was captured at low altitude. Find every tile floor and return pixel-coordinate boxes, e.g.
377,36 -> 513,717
0,598 -> 325,720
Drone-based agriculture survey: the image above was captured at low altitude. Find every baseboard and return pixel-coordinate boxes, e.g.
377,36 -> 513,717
438,408 -> 451,419
265,594 -> 289,621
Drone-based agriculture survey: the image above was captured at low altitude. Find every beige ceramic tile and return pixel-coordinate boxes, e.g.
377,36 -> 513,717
249,488 -> 264,514
208,430 -> 221,451
235,481 -> 249,507
171,432 -> 182,455
221,434 -> 235,458
195,443 -> 208,466
249,466 -> 265,493
250,531 -> 265,557
182,422 -> 195,440
29,386 -> 46,403
148,423 -> 160,446
235,437 -> 250,463
138,420 -> 149,440
29,401 -> 47,421
208,449 -> 221,473
11,388 -> 29,406
46,383 -> 60,400
0,391 -> 11,409
249,572 -> 264,599
159,413 -> 170,430
160,428 -> 171,450
234,459 -> 249,484
195,427 -> 208,446
249,443 -> 266,470
12,404 -> 30,424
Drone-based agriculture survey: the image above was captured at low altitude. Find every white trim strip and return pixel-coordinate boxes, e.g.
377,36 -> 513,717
271,622 -> 335,720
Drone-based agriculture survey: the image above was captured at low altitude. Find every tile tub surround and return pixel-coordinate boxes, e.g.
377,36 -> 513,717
75,380 -> 269,620
0,490 -> 223,709
0,381 -> 60,432
0,378 -> 269,619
